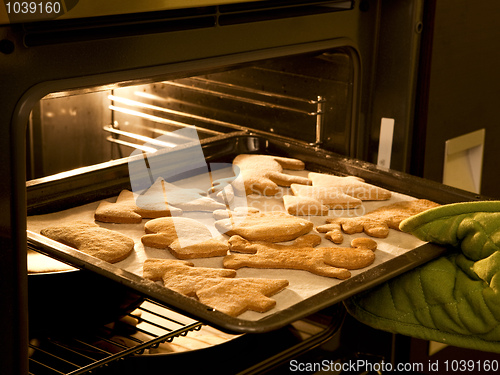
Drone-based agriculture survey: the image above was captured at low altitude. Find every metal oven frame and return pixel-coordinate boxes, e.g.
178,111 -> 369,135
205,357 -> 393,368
0,1 -> 428,373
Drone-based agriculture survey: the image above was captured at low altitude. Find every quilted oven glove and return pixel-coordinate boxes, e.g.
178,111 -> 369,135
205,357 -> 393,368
344,201 -> 500,353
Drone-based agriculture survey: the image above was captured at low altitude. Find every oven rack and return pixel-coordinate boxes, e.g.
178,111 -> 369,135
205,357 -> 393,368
28,296 -> 343,375
105,73 -> 326,152
28,299 -> 205,375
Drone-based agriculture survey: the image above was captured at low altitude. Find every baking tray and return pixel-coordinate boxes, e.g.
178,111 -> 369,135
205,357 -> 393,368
26,132 -> 487,334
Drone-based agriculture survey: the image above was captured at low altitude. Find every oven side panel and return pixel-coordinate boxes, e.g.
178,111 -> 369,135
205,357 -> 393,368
362,0 -> 425,172
28,92 -> 113,178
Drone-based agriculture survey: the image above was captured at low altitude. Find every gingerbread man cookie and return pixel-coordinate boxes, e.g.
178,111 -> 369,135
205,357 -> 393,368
224,234 -> 377,279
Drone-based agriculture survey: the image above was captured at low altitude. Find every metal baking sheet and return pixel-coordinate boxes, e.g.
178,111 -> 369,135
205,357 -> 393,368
26,133 -> 483,333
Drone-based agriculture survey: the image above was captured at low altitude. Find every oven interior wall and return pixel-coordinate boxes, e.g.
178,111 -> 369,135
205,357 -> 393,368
28,48 -> 355,178
27,92 -> 115,178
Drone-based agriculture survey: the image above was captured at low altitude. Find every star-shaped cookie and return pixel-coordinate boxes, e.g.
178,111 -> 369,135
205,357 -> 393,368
95,189 -> 182,224
142,178 -> 226,212
309,172 -> 392,200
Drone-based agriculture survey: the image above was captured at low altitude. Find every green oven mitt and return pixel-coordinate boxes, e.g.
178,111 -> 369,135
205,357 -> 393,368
344,201 -> 500,353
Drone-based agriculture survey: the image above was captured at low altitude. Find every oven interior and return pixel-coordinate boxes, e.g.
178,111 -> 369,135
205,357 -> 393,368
27,47 -> 356,180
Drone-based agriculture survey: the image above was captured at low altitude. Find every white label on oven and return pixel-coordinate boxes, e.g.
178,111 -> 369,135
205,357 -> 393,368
377,117 -> 395,169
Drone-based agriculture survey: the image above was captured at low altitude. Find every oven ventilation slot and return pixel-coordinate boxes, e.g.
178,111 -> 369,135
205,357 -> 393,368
107,75 -> 326,152
22,7 -> 217,47
219,0 -> 354,25
28,299 -> 206,375
22,0 -> 353,47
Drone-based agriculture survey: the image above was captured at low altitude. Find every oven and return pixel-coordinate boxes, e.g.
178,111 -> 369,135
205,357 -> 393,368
0,1 -> 489,374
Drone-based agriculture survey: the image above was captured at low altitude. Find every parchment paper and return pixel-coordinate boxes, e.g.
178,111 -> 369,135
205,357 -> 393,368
27,168 -> 427,321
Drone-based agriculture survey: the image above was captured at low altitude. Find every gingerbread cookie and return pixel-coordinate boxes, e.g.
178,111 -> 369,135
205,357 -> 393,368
143,258 -> 288,316
196,277 -> 289,316
317,199 -> 440,243
324,238 -> 377,269
95,189 -> 182,224
212,206 -> 260,221
309,172 -> 392,201
143,259 -> 236,294
142,217 -> 229,259
214,211 -> 313,242
350,237 -> 378,250
209,176 -> 237,205
232,154 -> 311,196
40,221 -> 134,263
316,222 -> 344,244
290,184 -> 362,209
144,178 -> 226,212
283,194 -> 330,216
224,234 -> 376,279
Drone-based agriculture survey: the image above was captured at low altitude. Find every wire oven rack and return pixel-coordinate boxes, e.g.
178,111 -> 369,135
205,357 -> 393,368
28,297 -> 339,375
28,299 -> 206,375
104,70 -> 326,152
